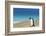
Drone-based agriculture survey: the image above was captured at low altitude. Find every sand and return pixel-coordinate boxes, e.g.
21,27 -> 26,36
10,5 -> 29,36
13,19 -> 39,28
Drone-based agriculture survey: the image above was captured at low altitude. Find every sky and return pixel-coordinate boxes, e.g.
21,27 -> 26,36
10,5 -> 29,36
13,8 -> 39,21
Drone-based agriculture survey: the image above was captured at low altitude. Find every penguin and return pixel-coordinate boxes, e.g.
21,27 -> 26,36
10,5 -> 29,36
29,17 -> 35,27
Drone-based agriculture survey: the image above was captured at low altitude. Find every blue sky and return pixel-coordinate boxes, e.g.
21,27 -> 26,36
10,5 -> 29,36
13,8 -> 39,21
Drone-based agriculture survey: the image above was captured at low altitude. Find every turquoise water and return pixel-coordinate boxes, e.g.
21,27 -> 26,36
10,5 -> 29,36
13,8 -> 39,21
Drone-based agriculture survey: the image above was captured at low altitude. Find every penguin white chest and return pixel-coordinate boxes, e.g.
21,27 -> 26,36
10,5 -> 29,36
30,19 -> 33,26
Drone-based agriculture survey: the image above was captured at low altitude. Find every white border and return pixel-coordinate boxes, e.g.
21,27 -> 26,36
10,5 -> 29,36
10,5 -> 42,32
